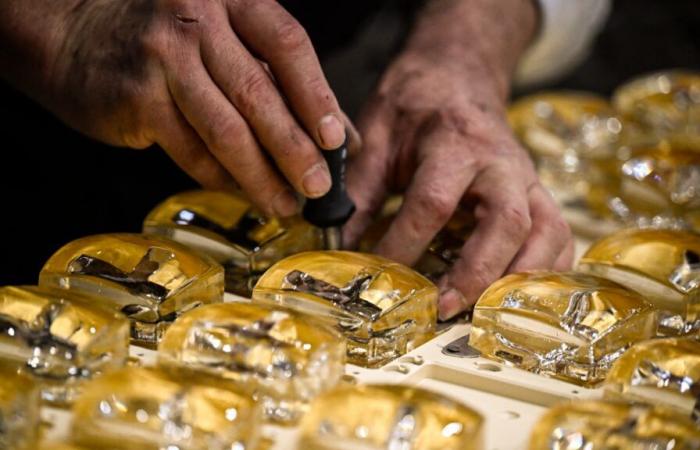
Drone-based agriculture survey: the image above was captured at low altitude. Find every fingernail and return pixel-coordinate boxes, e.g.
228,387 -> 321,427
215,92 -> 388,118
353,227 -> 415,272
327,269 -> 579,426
438,288 -> 469,321
317,114 -> 346,149
272,189 -> 298,217
302,163 -> 331,198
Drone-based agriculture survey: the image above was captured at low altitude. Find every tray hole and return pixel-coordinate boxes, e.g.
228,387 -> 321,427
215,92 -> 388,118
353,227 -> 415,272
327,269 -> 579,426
571,390 -> 579,395
475,362 -> 501,372
499,410 -> 520,420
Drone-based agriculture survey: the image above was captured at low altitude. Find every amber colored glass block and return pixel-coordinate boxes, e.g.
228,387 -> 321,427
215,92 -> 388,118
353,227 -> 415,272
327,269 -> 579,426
298,384 -> 483,450
71,366 -> 261,450
39,233 -> 224,346
529,400 -> 700,450
34,445 -> 86,450
587,142 -> 700,230
0,285 -> 129,405
508,92 -> 627,205
579,228 -> 700,334
613,70 -> 700,150
471,271 -> 657,386
158,302 -> 345,423
143,190 -> 324,295
252,251 -> 438,368
0,362 -> 40,450
605,336 -> 700,418
360,208 -> 474,281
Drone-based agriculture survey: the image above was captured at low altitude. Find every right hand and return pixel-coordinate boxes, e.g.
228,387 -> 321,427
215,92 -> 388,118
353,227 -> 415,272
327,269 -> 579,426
41,0 -> 357,216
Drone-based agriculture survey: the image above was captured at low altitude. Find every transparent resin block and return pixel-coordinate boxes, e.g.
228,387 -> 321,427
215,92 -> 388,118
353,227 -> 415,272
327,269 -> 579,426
252,251 -> 438,368
598,142 -> 700,230
143,190 -> 323,295
605,337 -> 700,418
579,228 -> 700,334
508,92 -> 626,205
613,70 -> 700,149
528,400 -> 700,450
39,233 -> 224,346
158,302 -> 345,423
71,366 -> 261,450
0,362 -> 40,450
470,272 -> 657,386
298,384 -> 483,450
0,286 -> 129,405
360,208 -> 474,281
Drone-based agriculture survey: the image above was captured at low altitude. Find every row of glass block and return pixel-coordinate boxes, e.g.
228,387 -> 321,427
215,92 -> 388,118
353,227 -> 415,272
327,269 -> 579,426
10,337 -> 699,450
12,366 -> 485,449
469,227 -> 700,426
509,70 -> 700,232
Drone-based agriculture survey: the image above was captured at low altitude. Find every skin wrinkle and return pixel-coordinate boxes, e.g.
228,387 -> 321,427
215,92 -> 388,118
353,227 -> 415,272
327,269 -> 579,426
53,0 -> 155,142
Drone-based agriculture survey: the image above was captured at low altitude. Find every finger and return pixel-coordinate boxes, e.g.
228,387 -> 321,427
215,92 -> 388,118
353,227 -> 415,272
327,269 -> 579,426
438,164 -> 532,320
199,8 -> 330,198
507,183 -> 572,272
227,0 -> 346,150
342,100 -> 392,248
554,236 -> 575,271
373,129 -> 477,265
154,102 -> 237,191
165,54 -> 298,217
341,110 -> 362,157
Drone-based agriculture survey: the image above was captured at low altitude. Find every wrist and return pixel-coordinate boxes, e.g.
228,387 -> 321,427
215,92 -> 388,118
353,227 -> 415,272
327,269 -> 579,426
0,0 -> 81,103
403,0 -> 538,100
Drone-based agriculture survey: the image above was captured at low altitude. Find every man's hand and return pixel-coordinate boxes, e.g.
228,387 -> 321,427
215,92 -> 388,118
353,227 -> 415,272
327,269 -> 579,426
344,0 -> 574,320
1,0 -> 355,217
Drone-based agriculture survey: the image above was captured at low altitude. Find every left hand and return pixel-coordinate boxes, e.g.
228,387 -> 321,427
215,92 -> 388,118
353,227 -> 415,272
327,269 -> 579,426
344,51 -> 574,321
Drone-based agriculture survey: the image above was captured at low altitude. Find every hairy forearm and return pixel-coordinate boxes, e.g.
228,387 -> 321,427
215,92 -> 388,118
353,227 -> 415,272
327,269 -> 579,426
405,0 -> 538,100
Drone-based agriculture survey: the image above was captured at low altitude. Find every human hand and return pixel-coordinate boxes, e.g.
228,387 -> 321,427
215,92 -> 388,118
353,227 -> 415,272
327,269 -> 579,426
3,0 -> 357,217
344,50 -> 574,321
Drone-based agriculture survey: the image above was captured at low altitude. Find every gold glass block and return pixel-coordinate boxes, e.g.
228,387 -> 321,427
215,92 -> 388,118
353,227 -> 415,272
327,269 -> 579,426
613,70 -> 700,149
0,362 -> 40,450
508,92 -> 626,204
605,337 -> 700,418
529,400 -> 700,450
158,302 -> 345,423
0,286 -> 129,405
71,366 -> 261,450
596,142 -> 700,230
471,272 -> 657,386
143,190 -> 324,295
360,208 -> 474,281
299,384 -> 483,450
39,233 -> 224,346
35,445 -> 87,450
252,251 -> 438,368
579,228 -> 700,334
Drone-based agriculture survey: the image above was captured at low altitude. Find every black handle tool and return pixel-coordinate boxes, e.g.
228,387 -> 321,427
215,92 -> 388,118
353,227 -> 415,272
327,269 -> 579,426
303,139 -> 356,250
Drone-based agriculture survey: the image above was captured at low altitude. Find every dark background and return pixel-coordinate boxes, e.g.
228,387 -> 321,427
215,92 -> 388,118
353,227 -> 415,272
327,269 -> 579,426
0,0 -> 698,285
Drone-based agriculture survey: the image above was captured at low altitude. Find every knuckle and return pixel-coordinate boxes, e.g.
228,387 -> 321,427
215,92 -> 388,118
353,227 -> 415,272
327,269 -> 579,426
273,127 -> 316,163
470,261 -> 497,290
274,18 -> 309,51
499,205 -> 532,238
141,25 -> 170,60
551,216 -> 572,238
418,187 -> 454,224
208,116 -> 244,152
237,70 -> 271,109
